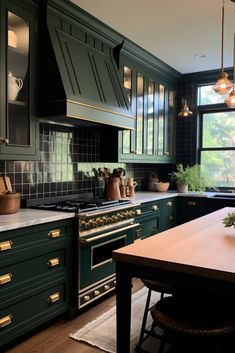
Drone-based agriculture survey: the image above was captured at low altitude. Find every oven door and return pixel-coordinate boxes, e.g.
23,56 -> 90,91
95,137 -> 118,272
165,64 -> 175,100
78,223 -> 139,292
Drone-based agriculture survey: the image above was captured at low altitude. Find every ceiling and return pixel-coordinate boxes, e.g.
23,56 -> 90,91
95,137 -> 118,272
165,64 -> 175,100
71,0 -> 235,74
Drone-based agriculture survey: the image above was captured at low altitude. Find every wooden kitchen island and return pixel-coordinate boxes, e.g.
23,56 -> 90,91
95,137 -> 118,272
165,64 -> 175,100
113,207 -> 235,353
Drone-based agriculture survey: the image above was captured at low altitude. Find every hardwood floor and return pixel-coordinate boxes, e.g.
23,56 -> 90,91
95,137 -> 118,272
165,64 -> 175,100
4,280 -> 143,353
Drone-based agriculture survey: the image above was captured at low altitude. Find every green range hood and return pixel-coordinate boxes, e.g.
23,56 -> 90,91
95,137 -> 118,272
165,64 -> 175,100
39,2 -> 134,130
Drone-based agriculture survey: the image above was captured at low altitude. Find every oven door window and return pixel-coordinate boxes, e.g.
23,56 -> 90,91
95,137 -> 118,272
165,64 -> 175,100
91,235 -> 126,269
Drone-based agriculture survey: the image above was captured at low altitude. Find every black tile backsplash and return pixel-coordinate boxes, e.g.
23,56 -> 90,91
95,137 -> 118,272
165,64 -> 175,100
0,122 -> 172,201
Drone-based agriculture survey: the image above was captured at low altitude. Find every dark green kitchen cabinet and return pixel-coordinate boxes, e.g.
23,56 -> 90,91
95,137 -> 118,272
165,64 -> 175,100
0,218 -> 74,349
133,200 -> 161,240
160,197 -> 177,231
0,0 -> 39,160
118,56 -> 176,164
177,197 -> 210,225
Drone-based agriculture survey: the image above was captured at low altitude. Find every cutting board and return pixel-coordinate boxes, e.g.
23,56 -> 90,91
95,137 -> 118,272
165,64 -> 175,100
0,176 -> 13,194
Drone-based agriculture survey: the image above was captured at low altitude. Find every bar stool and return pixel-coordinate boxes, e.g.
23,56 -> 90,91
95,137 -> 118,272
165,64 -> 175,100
150,295 -> 235,353
135,279 -> 174,352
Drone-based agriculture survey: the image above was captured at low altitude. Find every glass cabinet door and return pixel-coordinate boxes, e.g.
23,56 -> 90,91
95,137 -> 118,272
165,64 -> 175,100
166,90 -> 175,156
147,80 -> 154,155
122,65 -> 132,154
158,84 -> 165,156
7,11 -> 30,146
136,73 -> 144,155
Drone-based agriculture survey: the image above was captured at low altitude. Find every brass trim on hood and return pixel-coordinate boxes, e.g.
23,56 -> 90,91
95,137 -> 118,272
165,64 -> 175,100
67,99 -> 134,119
67,113 -> 135,130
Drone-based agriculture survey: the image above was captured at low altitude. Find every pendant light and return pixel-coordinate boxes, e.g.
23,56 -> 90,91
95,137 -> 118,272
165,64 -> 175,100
178,100 -> 192,117
212,0 -> 233,95
224,33 -> 235,108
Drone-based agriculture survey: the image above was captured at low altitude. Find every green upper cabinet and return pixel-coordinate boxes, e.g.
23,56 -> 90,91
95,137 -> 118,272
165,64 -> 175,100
119,56 -> 177,164
0,0 -> 38,160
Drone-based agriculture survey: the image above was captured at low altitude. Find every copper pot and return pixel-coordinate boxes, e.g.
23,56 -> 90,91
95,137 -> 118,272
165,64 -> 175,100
0,193 -> 21,215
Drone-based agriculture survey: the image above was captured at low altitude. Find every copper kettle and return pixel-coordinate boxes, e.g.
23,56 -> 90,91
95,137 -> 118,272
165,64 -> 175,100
105,176 -> 121,200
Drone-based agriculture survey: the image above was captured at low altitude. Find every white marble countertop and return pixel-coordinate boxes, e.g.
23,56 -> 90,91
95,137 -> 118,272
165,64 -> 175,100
132,191 -> 178,203
0,209 -> 75,232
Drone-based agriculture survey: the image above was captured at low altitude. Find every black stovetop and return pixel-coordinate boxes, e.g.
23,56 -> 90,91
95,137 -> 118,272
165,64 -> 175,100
25,193 -> 131,213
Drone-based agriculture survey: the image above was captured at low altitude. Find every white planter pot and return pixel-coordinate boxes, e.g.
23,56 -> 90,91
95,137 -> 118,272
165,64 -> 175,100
177,184 -> 188,193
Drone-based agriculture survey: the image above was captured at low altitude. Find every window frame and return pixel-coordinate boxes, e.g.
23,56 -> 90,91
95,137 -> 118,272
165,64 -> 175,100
198,103 -> 235,190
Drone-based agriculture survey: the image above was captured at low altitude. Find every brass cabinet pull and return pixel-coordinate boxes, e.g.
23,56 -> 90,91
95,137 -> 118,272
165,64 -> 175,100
136,209 -> 142,215
83,295 -> 90,302
94,290 -> 100,296
104,285 -> 110,291
152,205 -> 159,211
0,137 -> 9,145
166,201 -> 173,207
47,292 -> 60,303
48,229 -> 61,239
47,257 -> 60,268
0,273 -> 12,285
0,315 -> 12,328
0,240 -> 13,252
188,201 -> 196,206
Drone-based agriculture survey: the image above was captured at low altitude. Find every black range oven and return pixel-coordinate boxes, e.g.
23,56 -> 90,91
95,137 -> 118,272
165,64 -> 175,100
26,194 -> 140,309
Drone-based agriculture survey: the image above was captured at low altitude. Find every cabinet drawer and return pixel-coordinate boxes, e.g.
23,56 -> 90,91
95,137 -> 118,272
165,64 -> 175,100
0,220 -> 73,264
139,201 -> 161,216
133,214 -> 159,240
0,248 -> 67,297
0,282 -> 68,347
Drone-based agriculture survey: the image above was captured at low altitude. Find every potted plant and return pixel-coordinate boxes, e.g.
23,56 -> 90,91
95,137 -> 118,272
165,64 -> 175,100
222,212 -> 235,228
169,164 -> 217,193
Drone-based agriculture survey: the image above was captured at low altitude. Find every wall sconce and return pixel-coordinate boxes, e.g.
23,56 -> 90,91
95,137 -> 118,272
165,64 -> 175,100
225,33 -> 235,108
178,100 -> 193,117
213,1 -> 232,95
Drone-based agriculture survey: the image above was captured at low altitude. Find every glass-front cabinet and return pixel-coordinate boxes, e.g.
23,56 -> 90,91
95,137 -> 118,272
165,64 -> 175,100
119,57 -> 176,163
0,0 -> 38,159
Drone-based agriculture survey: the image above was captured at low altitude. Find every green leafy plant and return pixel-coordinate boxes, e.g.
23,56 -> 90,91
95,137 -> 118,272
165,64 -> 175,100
222,212 -> 235,228
169,164 -> 217,191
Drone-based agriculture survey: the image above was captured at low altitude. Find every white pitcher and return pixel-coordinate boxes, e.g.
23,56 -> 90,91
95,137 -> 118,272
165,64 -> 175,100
8,72 -> 23,101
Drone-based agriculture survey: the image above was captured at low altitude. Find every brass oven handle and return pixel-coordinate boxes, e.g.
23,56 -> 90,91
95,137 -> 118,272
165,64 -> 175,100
0,240 -> 13,251
48,229 -> 61,238
0,315 -> 12,328
0,273 -> 12,285
47,258 -> 60,268
47,292 -> 60,303
79,223 -> 140,244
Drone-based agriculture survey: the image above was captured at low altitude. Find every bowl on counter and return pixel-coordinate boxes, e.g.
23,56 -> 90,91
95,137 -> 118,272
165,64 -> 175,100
155,182 -> 170,192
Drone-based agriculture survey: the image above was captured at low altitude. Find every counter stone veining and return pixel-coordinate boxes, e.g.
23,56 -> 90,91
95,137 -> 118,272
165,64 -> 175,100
0,209 -> 75,232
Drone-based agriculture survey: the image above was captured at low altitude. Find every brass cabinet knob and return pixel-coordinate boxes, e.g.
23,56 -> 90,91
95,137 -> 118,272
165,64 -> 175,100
47,257 -> 60,268
188,201 -> 196,206
169,216 -> 174,221
166,201 -> 173,207
0,137 -> 9,145
164,151 -> 170,155
0,273 -> 12,285
48,229 -> 61,238
47,292 -> 60,303
0,240 -> 13,251
136,209 -> 142,215
152,205 -> 159,211
94,290 -> 100,296
83,295 -> 90,302
0,315 -> 12,328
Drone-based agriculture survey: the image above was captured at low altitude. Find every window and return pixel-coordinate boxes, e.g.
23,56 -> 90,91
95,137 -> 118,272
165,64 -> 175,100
199,103 -> 235,188
198,84 -> 225,105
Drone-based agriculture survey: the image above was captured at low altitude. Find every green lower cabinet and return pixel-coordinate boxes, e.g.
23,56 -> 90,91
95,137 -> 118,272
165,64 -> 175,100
133,213 -> 160,240
0,281 -> 68,347
159,198 -> 177,232
177,197 -> 209,225
0,218 -> 74,349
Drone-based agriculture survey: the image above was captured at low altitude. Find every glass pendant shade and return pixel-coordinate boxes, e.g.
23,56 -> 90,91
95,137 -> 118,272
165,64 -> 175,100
213,1 -> 233,95
212,71 -> 233,95
178,100 -> 192,117
224,88 -> 235,108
